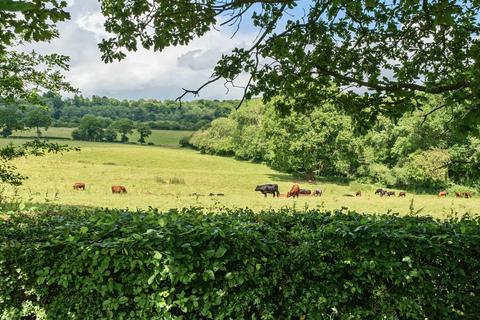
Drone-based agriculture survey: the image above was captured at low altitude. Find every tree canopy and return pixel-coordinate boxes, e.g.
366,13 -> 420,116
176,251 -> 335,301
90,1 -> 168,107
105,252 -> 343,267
99,0 -> 480,130
0,0 -> 75,105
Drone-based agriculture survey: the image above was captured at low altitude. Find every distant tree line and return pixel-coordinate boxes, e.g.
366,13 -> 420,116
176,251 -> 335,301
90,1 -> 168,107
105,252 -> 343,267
41,92 -> 237,130
0,92 -> 238,143
188,99 -> 480,191
71,116 -> 152,144
0,105 -> 52,139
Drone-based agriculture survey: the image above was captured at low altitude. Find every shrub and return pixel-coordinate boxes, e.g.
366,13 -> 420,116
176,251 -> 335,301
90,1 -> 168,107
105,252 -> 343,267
154,176 -> 167,184
179,136 -> 192,148
1,207 -> 479,319
168,176 -> 185,184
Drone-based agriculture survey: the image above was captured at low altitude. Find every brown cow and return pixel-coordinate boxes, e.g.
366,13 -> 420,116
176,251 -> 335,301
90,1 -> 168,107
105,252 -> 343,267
287,184 -> 301,198
464,192 -> 473,198
112,185 -> 127,193
438,191 -> 447,197
455,191 -> 463,198
73,182 -> 85,190
355,191 -> 362,197
398,192 -> 406,197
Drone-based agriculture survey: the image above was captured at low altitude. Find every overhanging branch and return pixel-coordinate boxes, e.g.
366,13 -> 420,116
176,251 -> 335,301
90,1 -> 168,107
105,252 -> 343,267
314,67 -> 470,94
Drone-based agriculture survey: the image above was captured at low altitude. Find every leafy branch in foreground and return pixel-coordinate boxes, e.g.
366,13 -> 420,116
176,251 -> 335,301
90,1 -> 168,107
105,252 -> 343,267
99,0 -> 480,130
0,141 -> 78,186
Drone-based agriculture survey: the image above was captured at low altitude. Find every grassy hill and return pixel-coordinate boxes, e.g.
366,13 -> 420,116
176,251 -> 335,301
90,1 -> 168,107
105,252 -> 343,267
1,136 -> 479,217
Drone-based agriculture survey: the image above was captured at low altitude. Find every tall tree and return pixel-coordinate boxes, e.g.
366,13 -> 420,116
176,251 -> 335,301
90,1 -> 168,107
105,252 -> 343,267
1,1 -> 75,105
24,108 -> 52,139
112,118 -> 135,143
136,123 -> 152,144
0,106 -> 24,137
0,1 -> 76,185
98,0 -> 480,131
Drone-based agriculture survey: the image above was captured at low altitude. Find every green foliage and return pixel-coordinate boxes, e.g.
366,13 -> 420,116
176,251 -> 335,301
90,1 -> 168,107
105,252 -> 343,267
97,0 -> 480,131
35,93 -> 237,131
190,118 -> 237,156
190,98 -> 480,190
111,118 -> 135,143
0,50 -> 75,106
396,149 -> 451,190
103,127 -> 117,142
136,122 -> 152,144
0,105 -> 24,137
71,115 -> 111,142
1,206 -> 479,319
24,108 -> 52,138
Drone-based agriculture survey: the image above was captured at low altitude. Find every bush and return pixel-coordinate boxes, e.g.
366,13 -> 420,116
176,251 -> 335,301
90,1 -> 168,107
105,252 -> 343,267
179,136 -> 192,148
1,207 -> 479,319
168,176 -> 185,184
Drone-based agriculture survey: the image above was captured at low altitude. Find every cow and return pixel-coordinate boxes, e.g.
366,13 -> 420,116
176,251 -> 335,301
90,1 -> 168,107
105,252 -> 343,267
255,184 -> 279,197
299,189 -> 312,195
73,182 -> 85,190
399,192 -> 406,197
438,191 -> 447,197
313,189 -> 322,197
355,191 -> 362,197
464,192 -> 473,198
112,185 -> 127,194
455,191 -> 463,198
287,184 -> 301,198
386,191 -> 395,197
375,188 -> 386,196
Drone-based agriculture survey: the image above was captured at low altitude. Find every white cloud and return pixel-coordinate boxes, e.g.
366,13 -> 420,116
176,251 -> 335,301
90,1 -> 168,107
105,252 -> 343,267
18,0 -> 256,101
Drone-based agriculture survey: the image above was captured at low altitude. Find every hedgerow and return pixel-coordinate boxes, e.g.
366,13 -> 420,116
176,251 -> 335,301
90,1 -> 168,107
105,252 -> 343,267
1,206 -> 479,319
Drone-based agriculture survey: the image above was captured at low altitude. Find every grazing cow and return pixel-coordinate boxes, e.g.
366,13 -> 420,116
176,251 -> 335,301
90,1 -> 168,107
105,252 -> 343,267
255,184 -> 279,197
313,189 -> 323,197
355,191 -> 362,197
399,192 -> 406,197
455,191 -> 463,198
111,185 -> 127,194
438,191 -> 447,197
73,182 -> 85,190
464,192 -> 473,198
386,191 -> 395,197
299,189 -> 312,195
375,188 -> 386,196
287,184 -> 301,198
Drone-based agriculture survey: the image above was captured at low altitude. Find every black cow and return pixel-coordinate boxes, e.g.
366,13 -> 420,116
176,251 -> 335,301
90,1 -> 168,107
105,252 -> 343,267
375,188 -> 386,196
255,184 -> 280,197
313,189 -> 323,197
386,191 -> 395,197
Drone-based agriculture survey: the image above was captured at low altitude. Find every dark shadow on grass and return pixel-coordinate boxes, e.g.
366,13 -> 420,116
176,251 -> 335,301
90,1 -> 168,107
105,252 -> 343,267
264,173 -> 352,186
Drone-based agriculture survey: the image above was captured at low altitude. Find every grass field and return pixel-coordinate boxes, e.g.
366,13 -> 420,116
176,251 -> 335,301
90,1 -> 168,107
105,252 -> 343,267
1,136 -> 479,218
11,127 -> 193,148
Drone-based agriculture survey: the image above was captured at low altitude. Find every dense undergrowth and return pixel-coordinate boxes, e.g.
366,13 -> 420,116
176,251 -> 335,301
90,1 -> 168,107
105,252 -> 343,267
1,206 -> 479,319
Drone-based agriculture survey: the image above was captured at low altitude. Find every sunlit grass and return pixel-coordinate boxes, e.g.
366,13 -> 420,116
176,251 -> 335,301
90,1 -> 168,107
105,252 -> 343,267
1,137 -> 479,218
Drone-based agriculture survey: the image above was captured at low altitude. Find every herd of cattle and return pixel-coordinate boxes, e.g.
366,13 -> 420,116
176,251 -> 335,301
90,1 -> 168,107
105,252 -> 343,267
72,181 -> 474,199
73,182 -> 127,193
254,184 -> 475,199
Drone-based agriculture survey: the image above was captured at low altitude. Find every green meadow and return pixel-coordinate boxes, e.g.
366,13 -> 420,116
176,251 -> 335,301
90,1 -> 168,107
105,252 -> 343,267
11,127 -> 193,148
1,132 -> 479,218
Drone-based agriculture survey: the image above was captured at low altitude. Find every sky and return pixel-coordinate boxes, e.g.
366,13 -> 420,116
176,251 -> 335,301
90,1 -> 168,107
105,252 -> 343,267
24,0 -> 259,101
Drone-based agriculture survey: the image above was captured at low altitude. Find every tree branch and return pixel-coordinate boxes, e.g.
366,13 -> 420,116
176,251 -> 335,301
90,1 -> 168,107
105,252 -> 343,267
314,67 -> 470,94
